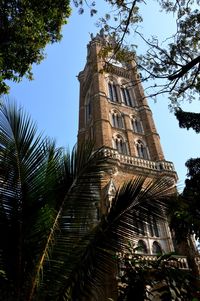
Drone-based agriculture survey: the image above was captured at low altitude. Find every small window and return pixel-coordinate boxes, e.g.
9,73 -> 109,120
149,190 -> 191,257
113,135 -> 128,155
108,83 -> 119,102
111,111 -> 124,129
136,140 -> 149,160
131,118 -> 143,133
148,215 -> 159,237
152,241 -> 162,255
136,240 -> 148,254
133,212 -> 146,236
121,87 -> 134,107
135,119 -> 143,133
85,98 -> 92,124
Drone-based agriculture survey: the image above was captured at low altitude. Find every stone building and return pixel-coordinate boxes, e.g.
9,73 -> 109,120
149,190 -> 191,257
78,31 -> 178,255
76,32 -> 194,299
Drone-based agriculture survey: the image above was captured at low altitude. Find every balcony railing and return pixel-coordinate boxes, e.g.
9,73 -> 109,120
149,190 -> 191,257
99,147 -> 176,173
119,254 -> 189,271
140,254 -> 189,269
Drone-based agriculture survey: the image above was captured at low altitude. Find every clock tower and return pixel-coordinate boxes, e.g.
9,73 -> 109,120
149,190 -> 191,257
77,31 -> 182,296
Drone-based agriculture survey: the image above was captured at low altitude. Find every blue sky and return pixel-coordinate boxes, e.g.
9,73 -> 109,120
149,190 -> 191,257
7,1 -> 200,189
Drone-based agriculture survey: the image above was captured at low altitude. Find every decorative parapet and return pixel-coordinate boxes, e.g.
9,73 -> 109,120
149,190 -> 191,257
99,147 -> 176,175
104,64 -> 131,79
119,254 -> 189,271
140,255 -> 189,270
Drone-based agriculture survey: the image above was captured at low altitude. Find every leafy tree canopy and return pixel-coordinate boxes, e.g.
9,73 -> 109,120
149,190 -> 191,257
75,0 -> 200,107
138,0 -> 200,107
167,108 -> 200,243
0,0 -> 71,94
175,108 -> 200,133
117,250 -> 198,301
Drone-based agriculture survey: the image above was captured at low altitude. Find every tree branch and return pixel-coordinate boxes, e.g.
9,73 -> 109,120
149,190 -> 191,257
168,55 -> 200,80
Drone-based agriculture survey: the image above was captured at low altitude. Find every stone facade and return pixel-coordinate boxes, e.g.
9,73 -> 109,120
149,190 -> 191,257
78,32 -> 178,257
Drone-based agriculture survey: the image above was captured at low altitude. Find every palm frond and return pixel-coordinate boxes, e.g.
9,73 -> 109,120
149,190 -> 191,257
33,142 -> 108,300
39,175 -> 175,301
0,102 -> 71,300
0,101 -> 176,301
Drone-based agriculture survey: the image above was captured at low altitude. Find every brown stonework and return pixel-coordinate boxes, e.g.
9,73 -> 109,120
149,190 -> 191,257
78,31 -> 178,208
77,32 -> 180,300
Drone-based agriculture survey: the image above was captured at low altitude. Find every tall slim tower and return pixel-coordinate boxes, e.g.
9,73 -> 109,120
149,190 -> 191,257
78,32 -> 178,257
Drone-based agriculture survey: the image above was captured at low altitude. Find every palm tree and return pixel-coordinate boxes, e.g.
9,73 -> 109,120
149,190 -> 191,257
0,101 -> 175,301
0,101 -> 71,300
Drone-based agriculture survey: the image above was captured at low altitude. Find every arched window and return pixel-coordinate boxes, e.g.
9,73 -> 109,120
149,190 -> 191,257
136,140 -> 149,160
121,86 -> 135,107
131,118 -> 143,133
152,241 -> 162,255
85,94 -> 92,124
148,215 -> 159,237
136,240 -> 148,254
108,82 -> 119,102
111,110 -> 124,129
113,135 -> 128,155
133,212 -> 146,236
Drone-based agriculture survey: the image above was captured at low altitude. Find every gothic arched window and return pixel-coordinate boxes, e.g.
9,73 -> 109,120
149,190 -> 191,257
152,241 -> 162,255
131,117 -> 143,133
113,135 -> 128,155
111,110 -> 124,129
136,240 -> 148,254
136,140 -> 149,160
85,94 -> 92,124
121,86 -> 135,107
148,215 -> 159,237
108,82 -> 119,102
133,212 -> 146,236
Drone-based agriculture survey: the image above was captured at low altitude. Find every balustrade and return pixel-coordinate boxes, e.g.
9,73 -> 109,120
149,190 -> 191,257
100,147 -> 175,173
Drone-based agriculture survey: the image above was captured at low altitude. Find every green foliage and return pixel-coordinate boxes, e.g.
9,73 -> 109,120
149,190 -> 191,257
38,176 -> 173,300
0,0 -> 71,94
76,0 -> 200,107
172,107 -> 200,242
135,0 -> 200,106
73,0 -> 97,16
172,169 -> 200,243
117,249 -> 198,301
175,108 -> 200,133
0,101 -> 71,300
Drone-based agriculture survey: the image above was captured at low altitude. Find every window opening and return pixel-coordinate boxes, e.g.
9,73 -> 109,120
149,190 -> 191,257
135,119 -> 143,133
85,99 -> 92,124
136,240 -> 148,254
113,135 -> 128,155
133,213 -> 146,236
108,83 -> 119,102
121,87 -> 134,107
111,111 -> 124,129
131,118 -> 143,133
148,215 -> 159,237
152,241 -> 162,254
136,140 -> 149,159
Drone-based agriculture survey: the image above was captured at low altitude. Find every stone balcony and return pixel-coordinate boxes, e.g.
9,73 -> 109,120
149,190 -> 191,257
140,254 -> 189,270
119,254 -> 189,271
99,147 -> 177,177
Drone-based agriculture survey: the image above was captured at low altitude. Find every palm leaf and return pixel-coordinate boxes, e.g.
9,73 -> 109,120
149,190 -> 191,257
0,101 -> 176,301
39,173 -> 174,301
0,101 -> 70,300
35,142 -> 107,300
